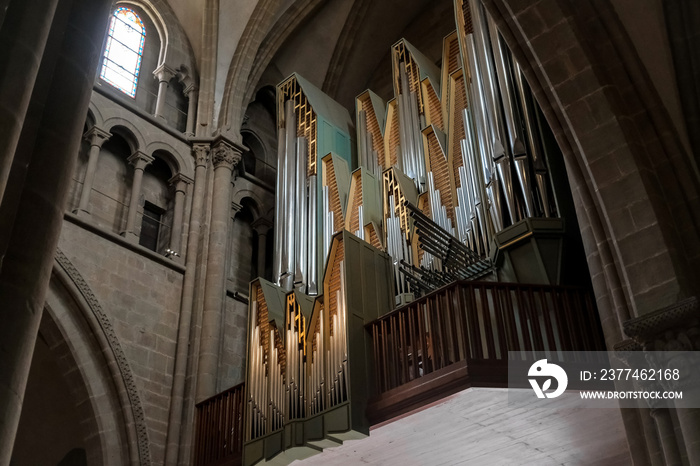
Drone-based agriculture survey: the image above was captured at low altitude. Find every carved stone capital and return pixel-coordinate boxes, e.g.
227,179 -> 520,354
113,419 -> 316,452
83,126 -> 111,148
251,217 -> 273,235
153,63 -> 176,83
212,140 -> 242,170
168,173 -> 193,193
192,143 -> 210,168
183,84 -> 198,98
623,296 -> 700,350
127,151 -> 155,170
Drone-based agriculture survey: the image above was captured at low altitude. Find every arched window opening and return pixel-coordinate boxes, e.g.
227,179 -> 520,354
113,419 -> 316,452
100,7 -> 146,97
140,155 -> 173,253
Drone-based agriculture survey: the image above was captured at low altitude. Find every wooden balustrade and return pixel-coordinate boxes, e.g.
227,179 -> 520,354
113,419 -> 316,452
368,281 -> 605,394
195,383 -> 245,466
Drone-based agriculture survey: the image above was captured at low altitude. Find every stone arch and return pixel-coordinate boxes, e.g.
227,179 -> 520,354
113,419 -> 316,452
117,0 -> 196,81
144,141 -> 185,176
44,249 -> 152,465
218,0 -> 322,137
240,130 -> 265,176
104,118 -> 148,152
231,189 -> 265,221
86,102 -> 104,128
118,0 -> 167,64
482,0 -> 700,343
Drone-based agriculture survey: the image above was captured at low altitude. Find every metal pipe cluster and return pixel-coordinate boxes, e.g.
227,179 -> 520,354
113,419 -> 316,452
358,110 -> 381,175
285,299 -> 306,421
273,99 -> 319,293
328,264 -> 349,407
457,0 -> 557,237
397,65 -> 426,191
247,300 -> 268,440
307,312 -> 326,416
386,195 -> 412,297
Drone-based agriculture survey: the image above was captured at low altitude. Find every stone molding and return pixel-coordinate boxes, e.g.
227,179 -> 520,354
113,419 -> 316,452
153,63 -> 176,83
55,249 -> 152,465
192,143 -> 210,167
83,126 -> 111,147
127,151 -> 155,170
168,173 -> 193,192
251,217 -> 273,234
212,139 -> 242,170
623,296 -> 699,348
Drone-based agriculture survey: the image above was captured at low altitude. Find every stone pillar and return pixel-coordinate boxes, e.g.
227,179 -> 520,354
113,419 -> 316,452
168,173 -> 192,257
164,143 -> 209,465
75,126 -> 110,217
184,85 -> 198,136
0,0 -> 60,205
0,0 -> 113,462
252,218 -> 272,279
196,137 -> 242,400
153,63 -> 175,120
123,151 -> 154,242
649,408 -> 682,466
623,297 -> 700,466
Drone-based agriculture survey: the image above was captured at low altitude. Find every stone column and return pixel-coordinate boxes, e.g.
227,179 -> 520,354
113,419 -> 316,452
164,143 -> 209,465
649,408 -> 682,466
153,63 -> 175,120
252,218 -> 272,279
123,151 -> 154,243
184,85 -> 198,136
168,173 -> 192,258
623,297 -> 700,466
0,0 -> 113,462
75,126 -> 111,217
0,0 -> 60,205
196,137 -> 242,400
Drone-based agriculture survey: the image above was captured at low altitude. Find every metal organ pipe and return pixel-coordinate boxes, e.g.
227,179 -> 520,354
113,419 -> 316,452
513,61 -> 553,218
469,0 -> 518,226
295,137 -> 308,291
465,34 -> 503,232
486,12 -> 535,219
308,175 -> 318,294
280,100 -> 297,290
273,107 -> 287,286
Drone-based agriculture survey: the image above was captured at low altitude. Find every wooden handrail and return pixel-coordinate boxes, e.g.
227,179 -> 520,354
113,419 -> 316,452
194,382 -> 245,466
368,281 -> 605,394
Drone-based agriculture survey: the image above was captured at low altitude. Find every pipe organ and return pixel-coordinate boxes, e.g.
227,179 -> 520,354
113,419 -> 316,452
245,0 -> 572,463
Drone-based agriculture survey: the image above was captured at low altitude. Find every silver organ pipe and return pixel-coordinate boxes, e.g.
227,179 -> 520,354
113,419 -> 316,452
398,67 -> 416,184
294,137 -> 308,290
469,0 -> 518,226
463,108 -> 491,252
280,100 -> 297,290
486,12 -> 535,219
322,185 -> 334,266
513,61 -> 554,218
308,175 -> 318,294
273,107 -> 287,286
465,34 -> 503,232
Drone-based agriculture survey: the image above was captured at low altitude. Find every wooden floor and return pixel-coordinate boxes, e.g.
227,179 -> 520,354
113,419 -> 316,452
292,388 -> 631,465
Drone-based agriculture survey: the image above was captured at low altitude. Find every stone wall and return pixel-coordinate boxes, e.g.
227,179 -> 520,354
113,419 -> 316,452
57,220 -> 184,465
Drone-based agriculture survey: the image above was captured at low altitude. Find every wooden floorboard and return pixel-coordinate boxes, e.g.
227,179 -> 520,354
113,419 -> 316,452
291,388 -> 630,465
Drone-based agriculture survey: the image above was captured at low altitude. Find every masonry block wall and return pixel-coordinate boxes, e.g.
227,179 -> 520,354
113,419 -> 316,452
58,221 -> 184,464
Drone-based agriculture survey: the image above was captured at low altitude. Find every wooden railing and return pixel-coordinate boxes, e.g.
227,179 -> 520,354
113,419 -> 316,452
194,383 -> 245,466
368,281 -> 605,394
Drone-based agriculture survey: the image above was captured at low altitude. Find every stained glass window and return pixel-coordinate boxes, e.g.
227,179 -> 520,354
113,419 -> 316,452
100,7 -> 145,97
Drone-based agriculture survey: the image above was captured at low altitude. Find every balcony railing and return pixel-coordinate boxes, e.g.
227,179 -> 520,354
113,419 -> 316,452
194,383 -> 245,466
367,281 -> 605,396
195,281 -> 605,464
